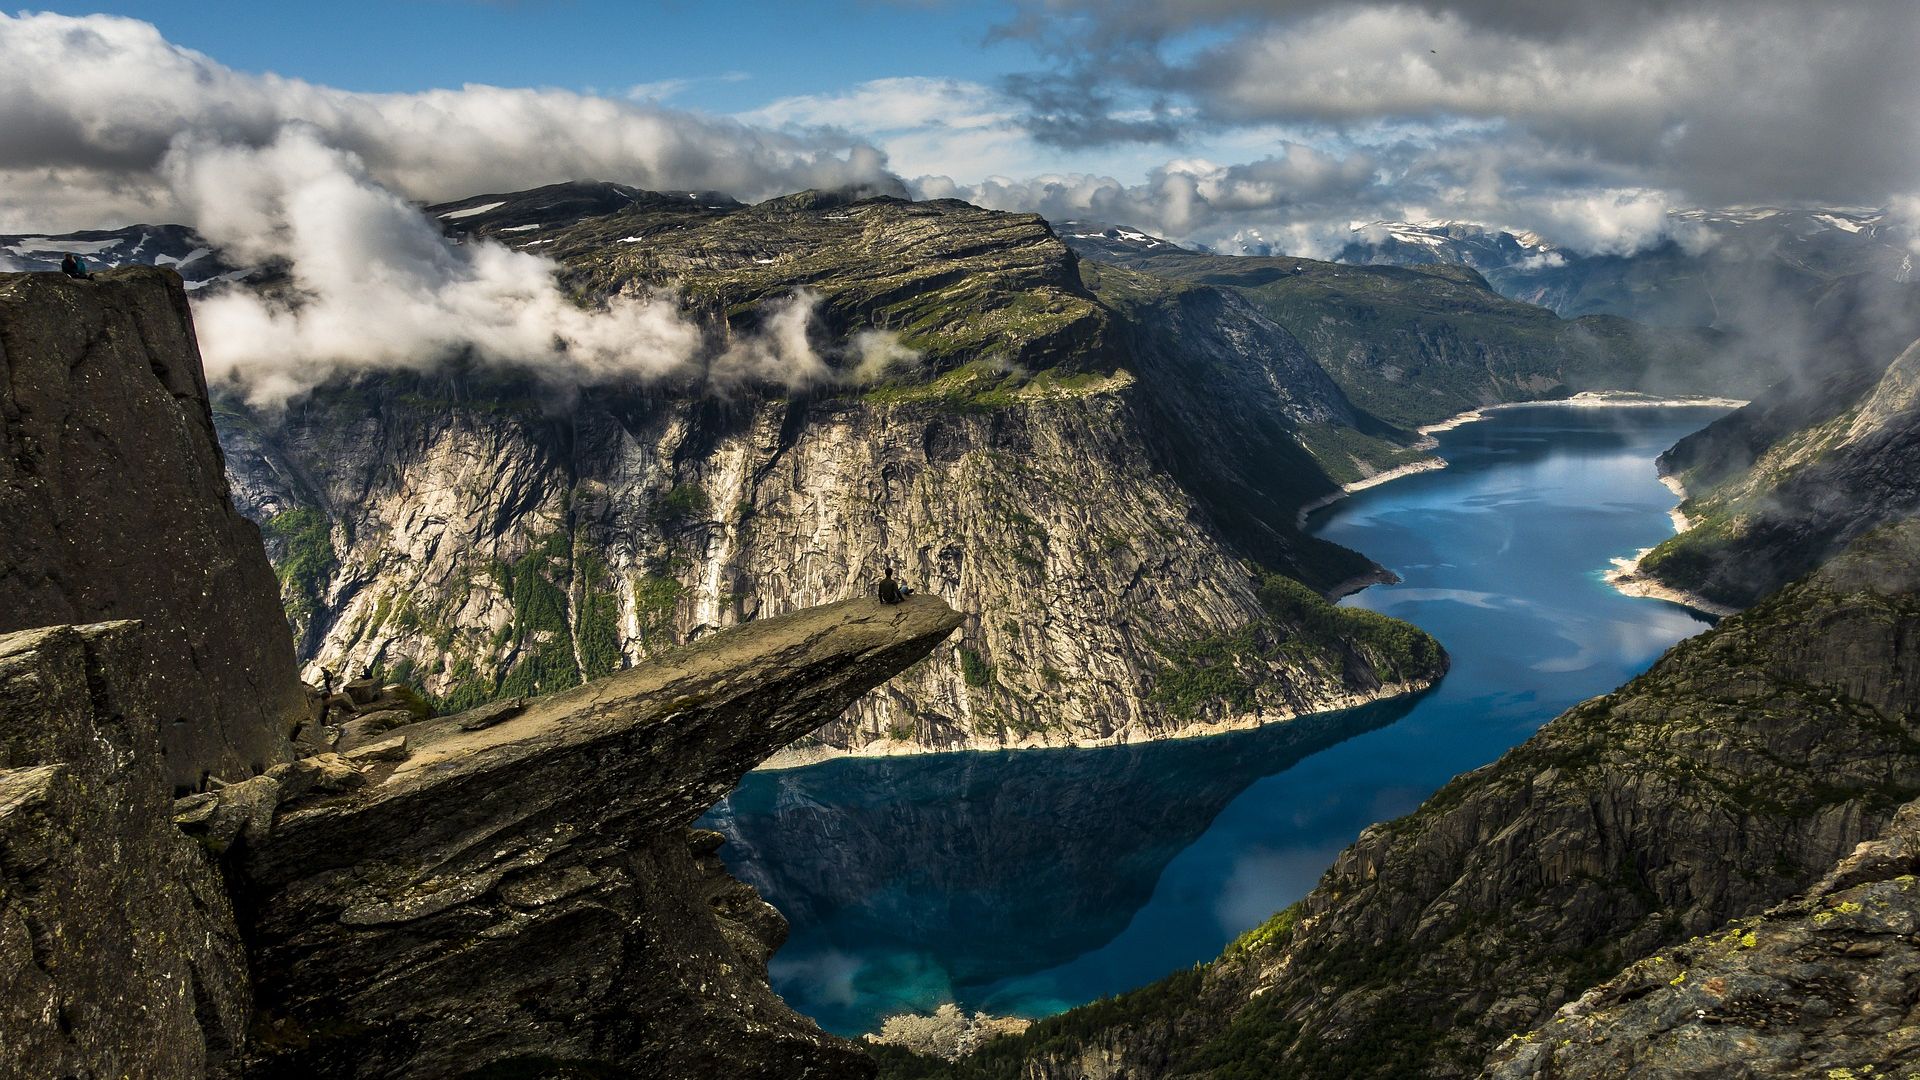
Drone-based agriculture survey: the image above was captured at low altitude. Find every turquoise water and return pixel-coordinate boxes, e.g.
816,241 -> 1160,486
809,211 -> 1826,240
703,404 -> 1729,1037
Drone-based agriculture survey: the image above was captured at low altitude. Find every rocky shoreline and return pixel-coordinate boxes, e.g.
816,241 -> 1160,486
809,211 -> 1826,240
1601,463 -> 1741,617
758,674 -> 1439,770
1417,390 -> 1749,436
1298,392 -> 1744,531
1605,549 -> 1740,617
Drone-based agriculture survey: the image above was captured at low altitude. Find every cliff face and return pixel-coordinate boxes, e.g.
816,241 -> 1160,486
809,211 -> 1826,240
913,521 -> 1920,1080
1485,795 -> 1920,1079
1633,276 -> 1920,608
1643,346 -> 1920,608
0,268 -> 307,791
216,190 -> 1445,761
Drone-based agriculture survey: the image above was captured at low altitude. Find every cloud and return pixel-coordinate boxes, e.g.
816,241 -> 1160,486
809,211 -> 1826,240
993,0 -> 1920,210
171,128 -> 917,405
172,127 -> 707,405
912,143 -> 1711,258
0,11 -> 897,232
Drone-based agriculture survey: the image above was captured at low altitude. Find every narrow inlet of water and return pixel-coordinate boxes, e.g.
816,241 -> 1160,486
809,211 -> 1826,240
705,404 -> 1730,1036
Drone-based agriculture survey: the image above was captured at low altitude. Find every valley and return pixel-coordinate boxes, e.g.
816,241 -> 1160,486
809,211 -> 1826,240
709,403 -> 1729,1040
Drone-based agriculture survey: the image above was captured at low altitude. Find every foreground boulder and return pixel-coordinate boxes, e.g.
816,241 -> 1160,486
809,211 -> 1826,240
241,594 -> 962,1078
0,622 -> 249,1078
1486,796 -> 1920,1078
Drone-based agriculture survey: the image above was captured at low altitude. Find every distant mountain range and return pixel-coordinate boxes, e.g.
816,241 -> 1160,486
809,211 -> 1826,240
0,224 -> 248,290
1338,207 -> 1914,328
1068,208 -> 1915,331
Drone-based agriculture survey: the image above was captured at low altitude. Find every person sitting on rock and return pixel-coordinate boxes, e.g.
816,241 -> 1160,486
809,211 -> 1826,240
878,565 -> 905,605
60,253 -> 92,280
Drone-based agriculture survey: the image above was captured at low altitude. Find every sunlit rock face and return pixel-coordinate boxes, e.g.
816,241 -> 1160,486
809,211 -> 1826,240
216,189 -> 1446,762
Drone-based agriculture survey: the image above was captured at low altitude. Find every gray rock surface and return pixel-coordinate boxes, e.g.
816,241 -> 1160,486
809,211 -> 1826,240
0,267 -> 306,790
239,595 -> 963,1079
1485,796 -> 1920,1079
0,621 -> 249,1079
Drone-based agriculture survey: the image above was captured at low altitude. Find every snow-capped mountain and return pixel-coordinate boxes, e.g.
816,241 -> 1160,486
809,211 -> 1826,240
1338,207 -> 1914,327
1335,220 -> 1562,273
1053,221 -> 1182,259
0,224 -> 247,290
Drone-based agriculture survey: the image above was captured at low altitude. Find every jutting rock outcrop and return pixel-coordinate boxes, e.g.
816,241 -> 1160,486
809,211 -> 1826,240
239,595 -> 963,1078
0,268 -> 307,791
904,521 -> 1920,1080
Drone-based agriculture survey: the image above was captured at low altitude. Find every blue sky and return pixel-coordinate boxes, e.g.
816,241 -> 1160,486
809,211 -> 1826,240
35,0 -> 1028,108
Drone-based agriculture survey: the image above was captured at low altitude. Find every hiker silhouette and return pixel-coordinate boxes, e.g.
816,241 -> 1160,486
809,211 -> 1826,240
60,253 -> 91,280
877,565 -> 905,605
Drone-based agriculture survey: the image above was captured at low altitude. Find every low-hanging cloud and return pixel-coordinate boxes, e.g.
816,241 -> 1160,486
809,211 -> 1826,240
170,128 -> 920,405
173,128 -> 709,404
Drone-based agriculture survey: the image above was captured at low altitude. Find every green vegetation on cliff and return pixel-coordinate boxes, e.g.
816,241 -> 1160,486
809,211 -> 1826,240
260,508 -> 335,627
1639,328 -> 1920,608
1149,575 -> 1444,720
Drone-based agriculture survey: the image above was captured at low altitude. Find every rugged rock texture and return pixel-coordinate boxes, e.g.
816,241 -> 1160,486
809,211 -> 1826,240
0,622 -> 249,1080
0,263 -> 967,1079
0,268 -> 306,790
1485,796 -> 1920,1079
240,595 -> 963,1078
216,189 -> 1445,761
905,522 -> 1920,1080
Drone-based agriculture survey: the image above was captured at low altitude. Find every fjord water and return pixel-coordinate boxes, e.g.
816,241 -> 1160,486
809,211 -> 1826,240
704,404 -> 1729,1037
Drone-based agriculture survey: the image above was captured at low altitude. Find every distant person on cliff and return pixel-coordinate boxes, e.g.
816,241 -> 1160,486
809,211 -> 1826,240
877,565 -> 905,605
60,253 -> 92,279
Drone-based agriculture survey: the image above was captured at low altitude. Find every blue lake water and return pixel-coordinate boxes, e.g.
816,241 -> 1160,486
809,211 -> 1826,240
703,404 -> 1729,1037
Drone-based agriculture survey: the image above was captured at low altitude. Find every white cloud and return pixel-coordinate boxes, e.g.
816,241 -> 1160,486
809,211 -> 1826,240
0,12 -> 897,232
172,128 -> 706,405
170,128 -> 918,405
